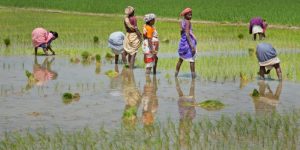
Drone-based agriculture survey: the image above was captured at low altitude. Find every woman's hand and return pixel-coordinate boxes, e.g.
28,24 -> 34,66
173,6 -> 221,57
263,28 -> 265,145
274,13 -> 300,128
191,47 -> 196,55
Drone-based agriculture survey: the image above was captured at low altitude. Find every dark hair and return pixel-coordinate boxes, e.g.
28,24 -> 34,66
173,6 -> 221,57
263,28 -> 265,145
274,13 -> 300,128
146,19 -> 154,25
50,31 -> 58,38
129,10 -> 135,17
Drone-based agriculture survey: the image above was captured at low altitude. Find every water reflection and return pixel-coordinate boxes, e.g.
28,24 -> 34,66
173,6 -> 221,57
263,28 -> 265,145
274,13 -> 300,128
252,81 -> 283,115
175,78 -> 196,150
141,75 -> 158,127
95,61 -> 101,74
26,56 -> 58,90
110,64 -> 121,90
121,68 -> 141,127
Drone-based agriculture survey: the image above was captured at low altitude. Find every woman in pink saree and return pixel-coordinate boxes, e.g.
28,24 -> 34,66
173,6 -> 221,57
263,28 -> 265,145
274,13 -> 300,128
32,27 -> 58,56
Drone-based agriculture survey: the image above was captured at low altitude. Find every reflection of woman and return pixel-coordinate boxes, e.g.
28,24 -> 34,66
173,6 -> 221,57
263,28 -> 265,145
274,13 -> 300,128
26,56 -> 57,90
121,68 -> 141,127
33,56 -> 58,86
252,81 -> 282,115
141,75 -> 158,126
175,78 -> 196,149
109,64 -> 121,90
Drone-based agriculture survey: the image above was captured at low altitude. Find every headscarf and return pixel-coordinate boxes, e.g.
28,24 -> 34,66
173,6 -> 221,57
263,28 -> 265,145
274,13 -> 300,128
144,13 -> 156,23
125,6 -> 134,16
180,8 -> 192,16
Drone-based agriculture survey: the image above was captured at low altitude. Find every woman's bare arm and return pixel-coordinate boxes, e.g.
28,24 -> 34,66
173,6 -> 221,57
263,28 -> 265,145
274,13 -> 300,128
185,20 -> 195,53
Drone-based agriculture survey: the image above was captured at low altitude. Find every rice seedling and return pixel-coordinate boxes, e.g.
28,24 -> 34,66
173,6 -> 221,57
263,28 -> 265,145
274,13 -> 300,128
95,54 -> 101,63
105,52 -> 114,60
70,57 -> 80,64
81,51 -> 91,60
248,48 -> 255,57
105,70 -> 118,78
238,33 -> 244,40
62,92 -> 80,104
252,89 -> 260,97
1,110 -> 300,149
93,36 -> 99,44
184,99 -> 225,110
0,7 -> 299,56
3,38 -> 10,47
122,106 -> 137,121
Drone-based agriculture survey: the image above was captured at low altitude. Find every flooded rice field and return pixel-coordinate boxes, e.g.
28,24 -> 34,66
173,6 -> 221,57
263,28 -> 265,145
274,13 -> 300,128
1,56 -> 300,133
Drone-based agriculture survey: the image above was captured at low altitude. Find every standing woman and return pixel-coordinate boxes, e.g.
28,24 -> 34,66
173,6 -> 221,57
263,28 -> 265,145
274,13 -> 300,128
123,6 -> 142,69
32,27 -> 58,56
142,13 -> 159,74
175,8 -> 197,79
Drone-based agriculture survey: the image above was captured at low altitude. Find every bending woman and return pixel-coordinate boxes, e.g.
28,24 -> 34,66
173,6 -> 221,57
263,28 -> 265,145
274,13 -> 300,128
32,27 -> 58,56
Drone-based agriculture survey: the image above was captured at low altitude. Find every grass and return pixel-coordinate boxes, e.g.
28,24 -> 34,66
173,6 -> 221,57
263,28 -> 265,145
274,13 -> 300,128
0,7 -> 300,56
0,110 -> 300,149
138,53 -> 300,82
0,0 -> 300,26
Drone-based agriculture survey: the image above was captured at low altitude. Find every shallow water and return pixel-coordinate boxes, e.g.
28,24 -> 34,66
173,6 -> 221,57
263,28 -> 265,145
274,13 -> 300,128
1,56 -> 300,133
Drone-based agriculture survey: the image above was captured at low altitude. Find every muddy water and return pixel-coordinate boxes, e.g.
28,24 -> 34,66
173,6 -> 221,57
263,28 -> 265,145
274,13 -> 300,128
0,56 -> 300,133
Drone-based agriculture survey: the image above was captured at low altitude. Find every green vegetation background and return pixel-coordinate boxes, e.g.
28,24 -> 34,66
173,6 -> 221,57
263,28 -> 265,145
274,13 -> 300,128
1,0 -> 300,25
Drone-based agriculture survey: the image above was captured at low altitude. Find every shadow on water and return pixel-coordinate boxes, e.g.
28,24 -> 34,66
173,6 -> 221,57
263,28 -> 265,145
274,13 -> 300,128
26,56 -> 58,90
251,80 -> 283,115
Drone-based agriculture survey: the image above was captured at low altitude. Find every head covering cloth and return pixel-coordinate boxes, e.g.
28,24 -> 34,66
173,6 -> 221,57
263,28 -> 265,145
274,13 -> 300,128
144,13 -> 156,23
180,8 -> 192,16
125,6 -> 135,16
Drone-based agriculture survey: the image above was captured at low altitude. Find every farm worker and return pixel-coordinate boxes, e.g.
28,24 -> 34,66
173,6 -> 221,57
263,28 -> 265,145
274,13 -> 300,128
142,13 -> 159,74
108,31 -> 127,64
123,6 -> 142,69
175,8 -> 197,79
256,43 -> 282,80
32,27 -> 58,56
249,17 -> 266,40
262,19 -> 268,38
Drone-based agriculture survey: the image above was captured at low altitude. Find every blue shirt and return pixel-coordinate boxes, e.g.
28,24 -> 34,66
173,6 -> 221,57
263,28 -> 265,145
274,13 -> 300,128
256,43 -> 277,62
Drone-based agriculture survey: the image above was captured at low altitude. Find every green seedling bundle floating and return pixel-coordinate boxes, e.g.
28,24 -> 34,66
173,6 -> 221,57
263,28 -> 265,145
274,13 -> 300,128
252,89 -> 260,97
184,99 -> 225,110
62,92 -> 80,104
105,70 -> 118,78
